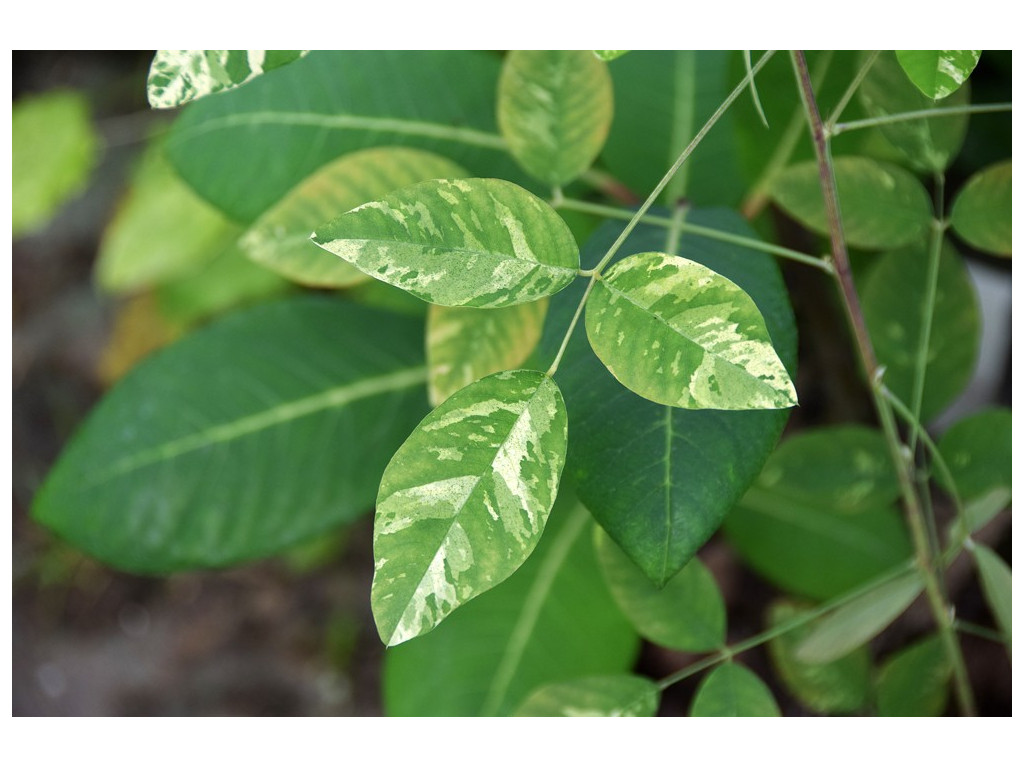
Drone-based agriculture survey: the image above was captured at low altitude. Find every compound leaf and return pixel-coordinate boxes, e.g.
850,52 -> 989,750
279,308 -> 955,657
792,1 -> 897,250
950,161 -> 1012,257
371,369 -> 568,646
690,663 -> 780,717
147,50 -> 309,109
895,50 -> 981,100
876,635 -> 951,716
515,674 -> 658,717
972,544 -> 1012,645
312,178 -> 579,308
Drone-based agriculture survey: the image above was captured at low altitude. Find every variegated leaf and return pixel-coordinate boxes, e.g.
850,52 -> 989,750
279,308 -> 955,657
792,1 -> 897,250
585,252 -> 797,410
147,50 -> 309,109
498,50 -> 613,186
427,300 -> 548,406
311,178 -> 579,307
241,148 -> 468,288
690,663 -> 780,717
371,369 -> 568,646
895,51 -> 981,100
515,675 -> 659,716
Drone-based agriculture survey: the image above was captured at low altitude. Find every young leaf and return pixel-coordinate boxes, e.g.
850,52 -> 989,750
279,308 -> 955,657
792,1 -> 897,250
771,156 -> 932,250
312,178 -> 579,308
371,369 -> 568,646
766,600 -> 871,714
971,544 -> 1012,645
595,527 -> 725,652
950,161 -> 1012,257
796,572 -> 924,664
13,90 -> 99,237
427,300 -> 548,406
876,635 -> 951,716
147,50 -> 309,109
383,496 -> 639,715
937,407 -> 1012,502
586,251 -> 797,410
895,51 -> 981,100
690,663 -> 780,717
498,50 -> 613,186
32,298 -> 430,573
515,674 -> 658,716
861,240 -> 980,423
242,148 -> 469,288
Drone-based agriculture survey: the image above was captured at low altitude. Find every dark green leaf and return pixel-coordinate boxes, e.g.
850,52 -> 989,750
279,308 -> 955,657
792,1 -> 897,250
147,50 -> 309,109
971,544 -> 1011,645
895,51 -> 981,100
690,663 -> 780,717
950,161 -> 1012,257
32,297 -> 430,573
876,634 -> 951,716
937,407 -> 1012,502
515,674 -> 658,716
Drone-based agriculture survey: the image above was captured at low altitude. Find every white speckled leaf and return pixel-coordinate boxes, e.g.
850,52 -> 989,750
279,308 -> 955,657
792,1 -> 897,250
372,369 -> 568,646
515,675 -> 658,716
241,148 -> 468,288
427,300 -> 547,406
147,50 -> 308,109
311,178 -> 579,307
585,252 -> 797,410
498,50 -> 613,186
895,51 -> 981,100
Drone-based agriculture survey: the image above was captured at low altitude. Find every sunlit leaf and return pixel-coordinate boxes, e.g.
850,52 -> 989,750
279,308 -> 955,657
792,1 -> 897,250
241,147 -> 469,288
950,161 -> 1012,257
515,674 -> 658,716
147,50 -> 309,109
937,407 -> 1012,502
690,663 -> 780,717
371,369 -> 568,646
312,178 -> 579,307
895,50 -> 981,100
971,544 -> 1011,646
876,634 -> 951,716
593,51 -> 629,62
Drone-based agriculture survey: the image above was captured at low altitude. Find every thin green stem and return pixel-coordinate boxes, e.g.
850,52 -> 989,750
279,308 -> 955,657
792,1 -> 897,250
831,102 -> 1012,137
955,620 -> 1008,645
745,50 -> 769,128
825,51 -> 879,130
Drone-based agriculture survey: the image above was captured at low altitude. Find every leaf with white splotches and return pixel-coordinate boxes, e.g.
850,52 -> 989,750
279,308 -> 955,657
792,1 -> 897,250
372,369 -> 568,646
690,663 -> 780,717
876,635 -> 952,716
242,148 -> 468,288
312,178 -> 579,307
950,161 -> 1011,257
427,300 -> 547,406
895,51 -> 981,100
585,251 -> 796,410
971,544 -> 1011,647
515,675 -> 658,716
498,50 -> 613,186
147,50 -> 308,109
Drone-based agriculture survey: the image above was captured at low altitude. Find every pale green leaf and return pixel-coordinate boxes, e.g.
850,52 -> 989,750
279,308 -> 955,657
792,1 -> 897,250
31,298 -> 430,573
427,300 -> 548,406
312,178 -> 579,308
516,674 -> 658,716
772,156 -> 932,250
960,488 -> 1012,535
593,51 -> 629,62
498,50 -> 613,186
147,50 -> 309,109
690,663 -> 780,717
766,600 -> 871,714
796,572 -> 924,664
13,90 -> 99,237
937,407 -> 1012,502
876,635 -> 951,716
595,527 -> 725,651
372,369 -> 568,646
950,161 -> 1012,257
895,51 -> 981,100
383,496 -> 639,715
586,251 -> 796,410
972,544 -> 1012,645
241,147 -> 469,288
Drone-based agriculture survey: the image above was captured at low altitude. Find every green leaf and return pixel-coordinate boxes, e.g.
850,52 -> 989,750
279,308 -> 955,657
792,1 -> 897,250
772,156 -> 933,250
312,178 -> 579,307
796,572 -> 924,664
515,674 -> 658,716
147,50 -> 309,109
766,600 -> 871,714
165,51 -> 528,222
13,90 -> 99,237
498,50 -> 613,186
861,239 -> 980,423
950,161 -> 1012,257
540,209 -> 797,585
383,496 -> 639,715
586,251 -> 796,410
31,297 -> 430,573
961,488 -> 1012,535
895,51 -> 981,100
971,544 -> 1012,645
371,369 -> 568,646
95,138 -> 239,293
593,51 -> 629,62
690,663 -> 780,717
240,147 -> 469,288
427,301 -> 548,406
876,635 -> 951,716
595,527 -> 725,651
937,407 -> 1012,502
858,51 -> 969,172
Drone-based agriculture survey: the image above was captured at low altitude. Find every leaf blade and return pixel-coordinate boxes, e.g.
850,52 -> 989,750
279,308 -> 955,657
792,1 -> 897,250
895,50 -> 981,100
690,663 -> 780,717
876,634 -> 952,716
147,50 -> 309,109
971,544 -> 1012,646
950,160 -> 1012,257
515,674 -> 658,716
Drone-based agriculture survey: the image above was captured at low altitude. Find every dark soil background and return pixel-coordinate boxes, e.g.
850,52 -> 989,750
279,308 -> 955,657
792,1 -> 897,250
12,51 -> 1012,716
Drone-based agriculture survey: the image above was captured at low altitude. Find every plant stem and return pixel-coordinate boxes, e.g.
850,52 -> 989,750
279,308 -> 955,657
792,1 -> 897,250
830,102 -> 1012,136
955,620 -> 1008,645
825,51 -> 879,129
790,50 -> 976,717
